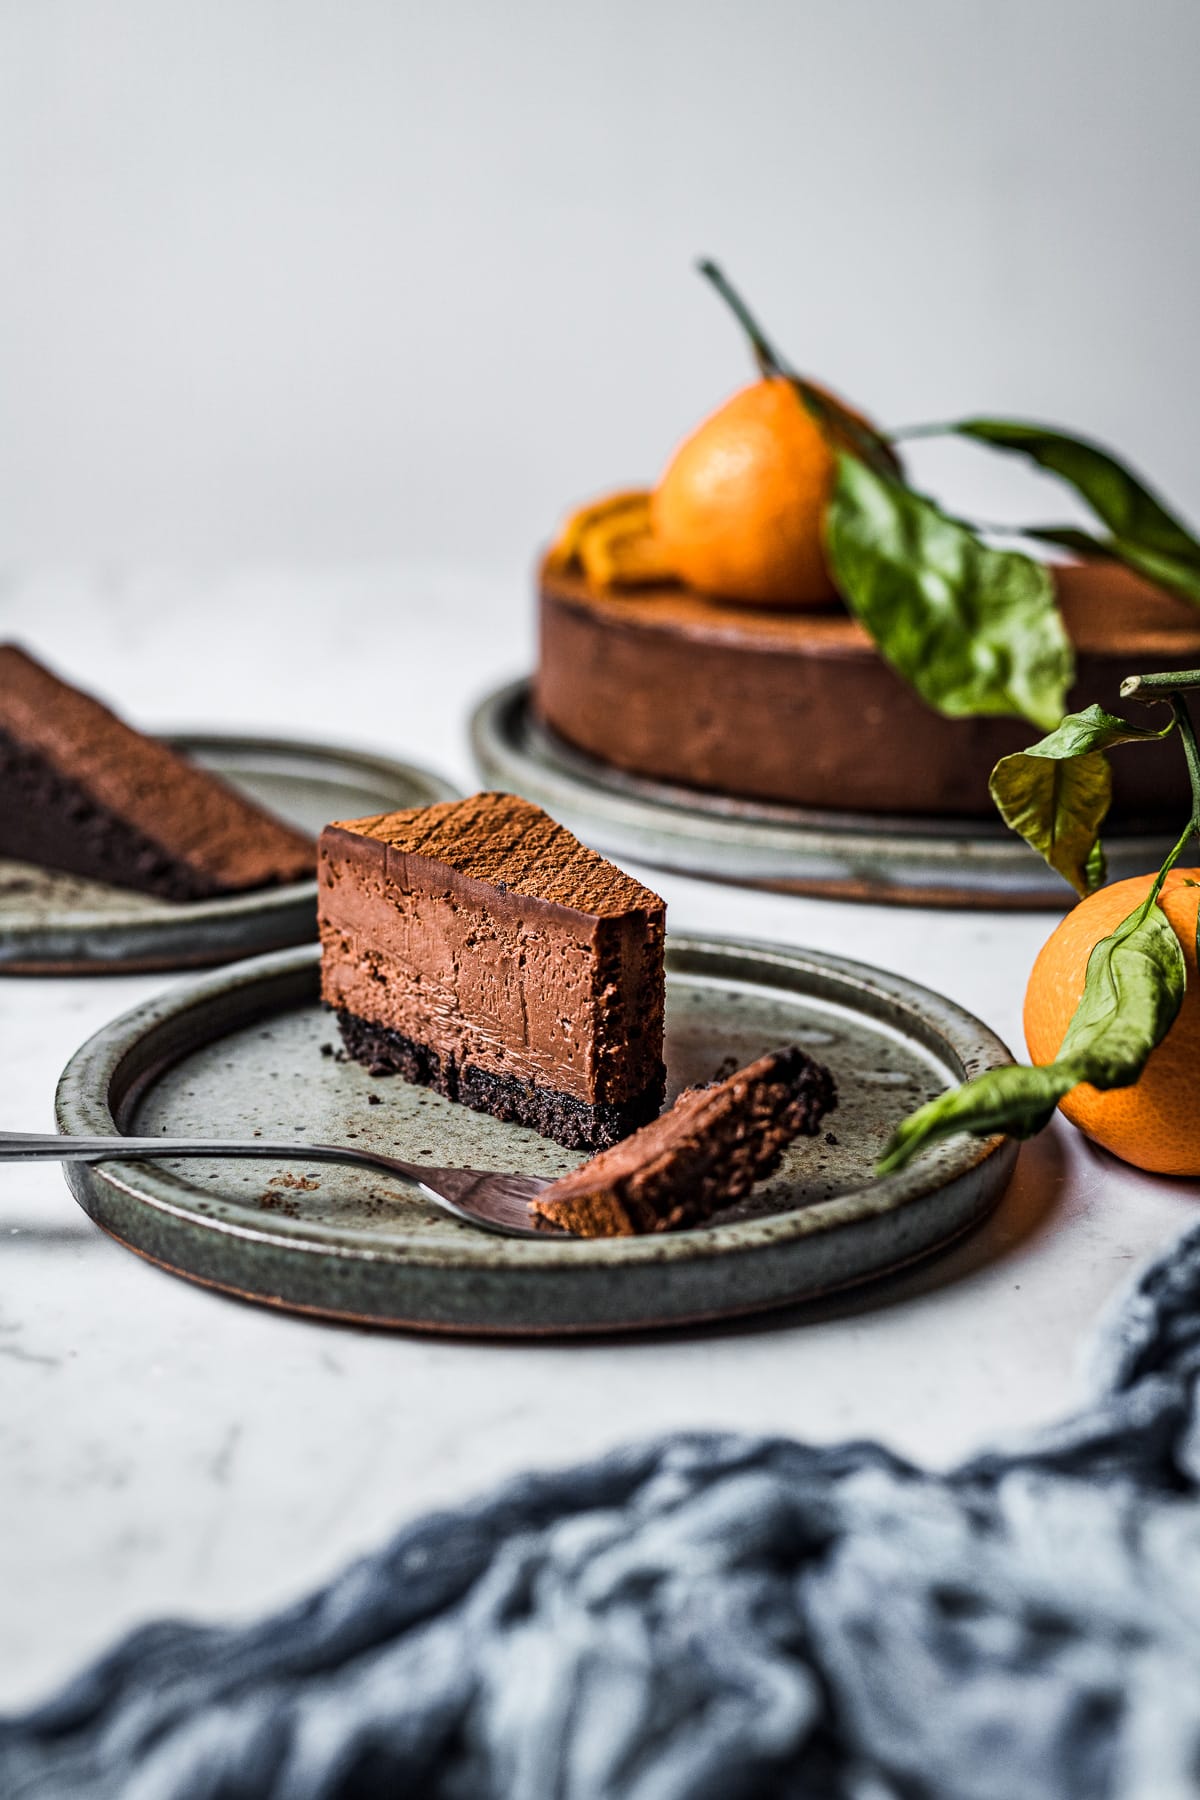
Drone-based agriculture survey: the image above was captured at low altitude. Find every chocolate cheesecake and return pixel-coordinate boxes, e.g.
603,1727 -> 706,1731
318,792 -> 667,1149
537,560 -> 1200,820
531,1045 -> 837,1237
0,645 -> 314,900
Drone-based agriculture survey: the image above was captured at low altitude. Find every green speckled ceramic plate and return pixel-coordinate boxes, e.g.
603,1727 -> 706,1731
55,936 -> 1017,1335
0,734 -> 458,975
471,681 -> 1171,909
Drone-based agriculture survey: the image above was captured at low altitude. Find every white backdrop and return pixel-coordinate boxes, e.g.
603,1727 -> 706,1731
2,0 -> 1198,569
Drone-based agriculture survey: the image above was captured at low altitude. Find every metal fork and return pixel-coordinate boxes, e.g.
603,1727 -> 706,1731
0,1132 -> 562,1238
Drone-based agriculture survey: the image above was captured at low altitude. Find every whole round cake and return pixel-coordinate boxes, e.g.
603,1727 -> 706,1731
536,560 -> 1200,821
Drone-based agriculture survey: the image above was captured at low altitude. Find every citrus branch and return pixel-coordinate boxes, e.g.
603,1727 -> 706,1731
695,259 -> 790,382
1120,669 -> 1200,852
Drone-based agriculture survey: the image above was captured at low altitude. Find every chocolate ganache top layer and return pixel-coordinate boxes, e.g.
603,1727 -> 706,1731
335,792 -> 664,917
318,793 -> 666,1108
0,644 -> 314,892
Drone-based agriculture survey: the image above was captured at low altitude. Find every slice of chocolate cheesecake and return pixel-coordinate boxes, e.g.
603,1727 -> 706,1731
531,1045 -> 837,1236
319,793 -> 666,1150
0,645 -> 314,900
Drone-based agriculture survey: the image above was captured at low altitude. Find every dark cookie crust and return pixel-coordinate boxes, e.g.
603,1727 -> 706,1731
334,1008 -> 666,1151
0,727 -> 221,902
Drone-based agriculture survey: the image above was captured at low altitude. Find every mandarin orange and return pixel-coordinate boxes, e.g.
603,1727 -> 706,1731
1024,868 -> 1200,1176
651,377 -> 844,609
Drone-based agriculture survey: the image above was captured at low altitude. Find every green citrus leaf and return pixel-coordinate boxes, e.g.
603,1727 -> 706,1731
825,454 -> 1074,731
954,420 -> 1200,607
955,420 -> 1200,564
1056,888 -> 1185,1072
1085,835 -> 1108,897
1021,526 -> 1200,608
989,704 -> 1175,897
992,751 -> 1112,898
878,888 -> 1186,1174
877,1063 -> 1071,1171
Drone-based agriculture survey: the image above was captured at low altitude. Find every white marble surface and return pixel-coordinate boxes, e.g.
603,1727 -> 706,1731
1,566 -> 1197,1710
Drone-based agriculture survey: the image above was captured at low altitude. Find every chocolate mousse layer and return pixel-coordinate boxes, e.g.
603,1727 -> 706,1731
531,1045 -> 837,1237
537,560 -> 1200,820
318,793 -> 666,1150
0,645 -> 314,899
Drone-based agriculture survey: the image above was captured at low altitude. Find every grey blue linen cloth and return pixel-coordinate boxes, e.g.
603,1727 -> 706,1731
6,1221 -> 1200,1799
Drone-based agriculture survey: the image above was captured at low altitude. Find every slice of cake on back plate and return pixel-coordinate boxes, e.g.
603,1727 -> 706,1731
318,792 -> 667,1150
0,644 -> 314,900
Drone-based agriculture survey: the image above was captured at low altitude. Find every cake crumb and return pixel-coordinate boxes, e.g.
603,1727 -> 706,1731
257,1191 -> 301,1217
533,1045 -> 836,1238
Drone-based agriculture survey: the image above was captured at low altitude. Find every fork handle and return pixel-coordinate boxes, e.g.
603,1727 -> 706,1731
0,1130 -> 423,1182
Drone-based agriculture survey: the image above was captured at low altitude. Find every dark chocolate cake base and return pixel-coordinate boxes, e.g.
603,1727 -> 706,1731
538,561 -> 1200,819
334,1009 -> 667,1151
0,728 -> 221,902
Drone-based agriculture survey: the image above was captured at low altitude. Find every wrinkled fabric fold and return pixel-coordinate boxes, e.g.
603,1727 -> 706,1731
7,1223 -> 1200,1798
